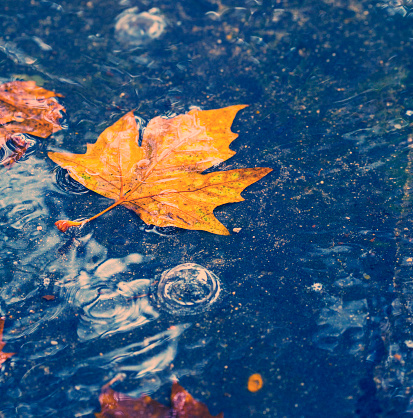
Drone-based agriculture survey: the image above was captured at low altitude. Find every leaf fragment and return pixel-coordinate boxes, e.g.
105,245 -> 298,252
171,382 -> 224,417
0,317 -> 15,365
247,373 -> 263,392
95,381 -> 223,418
49,105 -> 272,234
95,386 -> 170,418
0,80 -> 65,166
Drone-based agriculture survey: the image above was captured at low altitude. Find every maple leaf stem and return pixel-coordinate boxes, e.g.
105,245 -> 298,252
56,199 -> 124,232
86,199 -> 124,223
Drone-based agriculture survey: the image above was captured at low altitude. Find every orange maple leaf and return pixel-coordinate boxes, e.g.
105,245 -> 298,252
0,80 -> 65,166
0,317 -> 15,365
95,381 -> 223,418
48,105 -> 272,235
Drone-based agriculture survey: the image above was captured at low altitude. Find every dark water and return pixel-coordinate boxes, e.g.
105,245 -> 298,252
1,0 -> 413,416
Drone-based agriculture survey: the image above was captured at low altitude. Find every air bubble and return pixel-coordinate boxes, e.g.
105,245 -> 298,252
115,7 -> 166,46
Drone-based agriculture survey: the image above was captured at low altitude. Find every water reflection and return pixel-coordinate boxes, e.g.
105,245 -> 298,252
62,255 -> 158,341
313,296 -> 368,353
84,324 -> 189,376
0,156 -> 198,415
4,0 -> 412,414
377,0 -> 413,17
0,156 -> 62,311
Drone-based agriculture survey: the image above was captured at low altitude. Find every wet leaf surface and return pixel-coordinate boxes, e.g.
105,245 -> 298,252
0,317 -> 14,365
49,106 -> 271,234
95,381 -> 223,418
0,80 -> 65,165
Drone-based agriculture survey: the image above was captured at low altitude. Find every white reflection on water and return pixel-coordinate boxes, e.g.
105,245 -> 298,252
59,254 -> 158,341
0,157 -> 190,415
0,157 -> 65,330
313,295 -> 368,353
71,324 -> 189,375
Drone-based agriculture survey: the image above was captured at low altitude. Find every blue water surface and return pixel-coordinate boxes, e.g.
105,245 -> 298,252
1,0 -> 413,417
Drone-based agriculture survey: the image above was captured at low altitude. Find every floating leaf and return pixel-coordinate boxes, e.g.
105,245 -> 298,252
0,317 -> 15,365
49,105 -> 272,235
0,80 -> 65,166
95,381 -> 223,418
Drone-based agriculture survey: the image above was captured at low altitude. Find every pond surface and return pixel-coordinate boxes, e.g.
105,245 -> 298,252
1,0 -> 413,416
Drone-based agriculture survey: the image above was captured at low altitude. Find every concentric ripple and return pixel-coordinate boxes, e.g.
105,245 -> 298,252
55,166 -> 89,194
153,263 -> 221,315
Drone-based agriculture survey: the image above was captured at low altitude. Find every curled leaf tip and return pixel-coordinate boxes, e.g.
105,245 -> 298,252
55,219 -> 80,232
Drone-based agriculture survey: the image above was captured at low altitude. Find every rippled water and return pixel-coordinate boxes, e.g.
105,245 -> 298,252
0,156 -> 221,415
153,263 -> 222,315
1,0 -> 413,416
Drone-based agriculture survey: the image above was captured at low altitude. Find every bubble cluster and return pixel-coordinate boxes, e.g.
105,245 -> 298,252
115,7 -> 167,46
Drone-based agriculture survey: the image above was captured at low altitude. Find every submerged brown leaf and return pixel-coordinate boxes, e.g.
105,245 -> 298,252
95,381 -> 223,418
49,105 -> 272,234
0,80 -> 65,165
0,317 -> 15,365
170,382 -> 224,417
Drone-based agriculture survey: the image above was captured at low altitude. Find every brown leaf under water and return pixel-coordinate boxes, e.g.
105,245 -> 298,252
95,381 -> 223,418
0,317 -> 15,365
0,80 -> 65,165
49,105 -> 272,235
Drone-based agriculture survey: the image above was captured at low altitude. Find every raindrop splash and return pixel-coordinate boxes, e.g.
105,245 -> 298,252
153,263 -> 221,315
